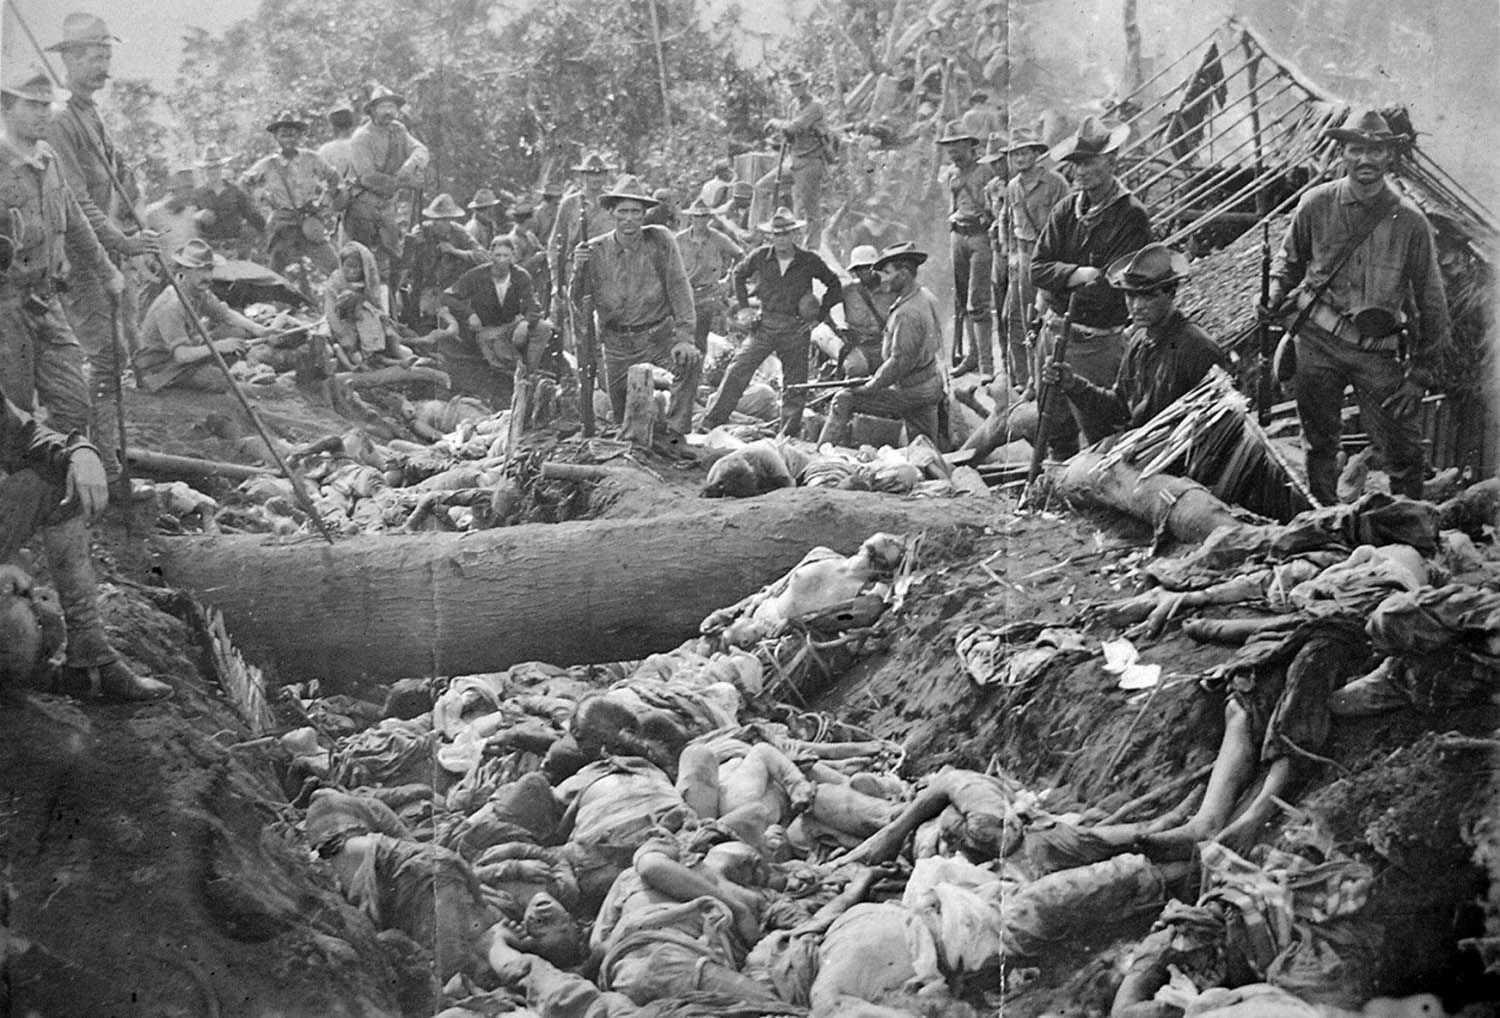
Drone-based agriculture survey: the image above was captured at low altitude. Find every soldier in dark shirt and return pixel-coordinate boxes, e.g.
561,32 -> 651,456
1030,116 -> 1153,458
1044,244 -> 1228,443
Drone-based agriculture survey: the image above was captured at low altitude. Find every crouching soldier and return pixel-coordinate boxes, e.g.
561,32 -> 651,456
817,243 -> 945,447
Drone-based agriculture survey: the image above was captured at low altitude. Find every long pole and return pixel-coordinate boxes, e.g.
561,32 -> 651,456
7,0 -> 334,543
645,0 -> 673,140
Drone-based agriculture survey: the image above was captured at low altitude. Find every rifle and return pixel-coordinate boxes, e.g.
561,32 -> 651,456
952,290 -> 967,369
1026,290 -> 1080,486
785,376 -> 871,392
1255,218 -> 1275,424
771,137 -> 788,213
574,196 -> 598,437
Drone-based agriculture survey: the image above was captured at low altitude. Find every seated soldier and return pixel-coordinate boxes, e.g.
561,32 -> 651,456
1043,243 -> 1229,443
443,236 -> 554,374
324,240 -> 413,371
135,239 -> 274,392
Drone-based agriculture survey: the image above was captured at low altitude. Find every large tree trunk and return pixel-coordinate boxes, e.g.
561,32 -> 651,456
153,489 -> 987,687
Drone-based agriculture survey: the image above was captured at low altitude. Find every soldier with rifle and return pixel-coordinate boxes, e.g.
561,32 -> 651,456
938,119 -> 999,378
755,71 -> 830,250
547,153 -> 615,332
569,176 -> 700,436
1030,116 -> 1152,461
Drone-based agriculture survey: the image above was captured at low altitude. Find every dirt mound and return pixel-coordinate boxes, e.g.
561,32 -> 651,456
0,582 -> 404,1017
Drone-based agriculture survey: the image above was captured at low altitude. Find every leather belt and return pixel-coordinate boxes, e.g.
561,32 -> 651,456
606,315 -> 669,336
1295,296 -> 1401,353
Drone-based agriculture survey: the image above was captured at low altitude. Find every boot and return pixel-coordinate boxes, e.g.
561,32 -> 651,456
40,516 -> 171,702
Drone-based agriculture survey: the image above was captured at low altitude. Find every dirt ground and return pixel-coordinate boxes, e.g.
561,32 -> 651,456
5,377 -> 1497,1016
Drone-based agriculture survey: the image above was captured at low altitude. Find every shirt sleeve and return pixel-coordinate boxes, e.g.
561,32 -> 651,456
1271,191 -> 1315,290
46,121 -> 128,253
0,395 -> 86,484
61,178 -> 116,285
1405,213 -> 1453,374
656,230 -> 696,337
733,249 -> 759,307
1030,202 -> 1079,293
786,99 -> 825,134
869,306 -> 923,388
811,253 -> 844,317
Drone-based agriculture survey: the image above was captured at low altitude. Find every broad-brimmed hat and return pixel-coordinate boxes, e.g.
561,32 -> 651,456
977,133 -> 1008,165
759,207 -> 805,234
937,119 -> 980,146
512,202 -> 535,219
571,152 -> 613,175
467,187 -> 502,210
172,239 -> 217,270
327,102 -> 355,124
422,193 -> 467,219
266,109 -> 307,133
1050,116 -> 1130,163
847,244 -> 880,271
784,70 -> 811,88
0,68 -> 55,104
684,197 -> 714,216
45,12 -> 119,51
196,143 -> 230,168
1324,108 -> 1411,147
1105,243 -> 1190,293
872,241 -> 927,271
599,175 -> 658,210
1005,125 -> 1051,155
364,84 -> 405,113
729,180 -> 754,200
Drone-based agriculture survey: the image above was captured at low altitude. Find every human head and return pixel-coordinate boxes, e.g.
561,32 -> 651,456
938,121 -> 980,167
872,242 -> 926,291
370,99 -> 400,125
1008,148 -> 1039,173
573,153 -> 613,194
327,103 -> 355,133
1326,109 -> 1407,188
340,249 -> 363,281
517,892 -> 586,967
761,207 -> 803,254
0,72 -> 55,144
1105,243 -> 1188,330
267,109 -> 308,154
570,695 -> 640,758
713,161 -> 732,181
168,167 -> 197,201
785,70 -> 812,100
857,532 -> 905,573
488,236 -> 515,275
1053,116 -> 1128,192
847,244 -> 880,286
684,197 -> 714,229
601,174 -> 656,237
1069,152 -> 1114,192
172,238 -> 216,292
49,14 -> 118,96
652,186 -> 678,211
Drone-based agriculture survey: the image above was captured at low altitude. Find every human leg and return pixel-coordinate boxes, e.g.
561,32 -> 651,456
1141,698 -> 1257,852
701,328 -> 775,429
772,326 -> 811,437
963,233 -> 995,376
1064,330 -> 1126,446
793,159 -> 826,250
1348,350 -> 1425,499
1291,333 -> 1349,506
645,327 -> 702,434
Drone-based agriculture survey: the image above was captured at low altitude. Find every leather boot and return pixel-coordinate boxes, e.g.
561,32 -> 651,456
40,516 -> 172,701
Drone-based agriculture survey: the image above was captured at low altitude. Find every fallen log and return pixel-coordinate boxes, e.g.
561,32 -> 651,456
539,462 -> 655,484
152,488 -> 986,686
1051,451 -> 1250,545
127,448 -> 270,483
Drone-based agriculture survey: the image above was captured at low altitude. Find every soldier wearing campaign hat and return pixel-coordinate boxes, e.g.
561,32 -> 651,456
1043,243 -> 1228,440
242,109 -> 342,275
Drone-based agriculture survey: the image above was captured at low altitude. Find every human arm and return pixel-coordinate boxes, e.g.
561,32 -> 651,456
864,306 -> 924,390
206,291 -> 273,339
811,253 -> 844,320
394,126 -> 430,186
45,119 -> 131,254
516,268 -> 542,323
60,184 -> 121,295
236,185 -> 268,232
1028,203 -> 1081,293
731,249 -> 758,308
778,98 -> 825,135
1268,194 -> 1314,306
1404,213 -> 1452,381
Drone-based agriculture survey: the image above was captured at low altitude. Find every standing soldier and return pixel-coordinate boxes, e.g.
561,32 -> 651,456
45,12 -> 160,482
193,144 -> 265,260
0,68 -> 171,700
1000,126 -> 1070,394
346,84 -> 430,285
533,183 -> 563,251
547,153 -> 615,325
1031,116 -> 1152,459
817,242 -> 945,447
241,109 -> 342,276
569,176 -> 701,435
938,120 -> 998,378
675,198 -> 744,352
1267,109 -> 1450,504
757,71 -> 830,251
699,208 -> 843,437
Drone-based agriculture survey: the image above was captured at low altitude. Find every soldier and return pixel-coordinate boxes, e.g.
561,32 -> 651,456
507,203 -> 551,308
714,179 -> 756,245
193,144 -> 265,260
142,167 -> 203,267
938,120 -> 998,378
406,193 -> 487,300
817,243 -> 945,447
0,68 -> 170,700
317,101 -> 358,177
756,71 -> 830,250
1268,109 -> 1451,504
675,198 -> 744,351
44,12 -> 160,483
999,126 -> 1070,394
241,109 -> 342,276
837,244 -> 898,378
1030,116 -> 1152,460
699,208 -> 843,438
547,153 -> 615,326
570,175 -> 701,434
643,186 -> 681,231
464,187 -> 507,250
534,183 -> 563,250
346,83 -> 430,283
697,161 -> 734,209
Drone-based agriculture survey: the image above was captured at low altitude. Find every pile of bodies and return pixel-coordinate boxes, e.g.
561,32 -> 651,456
270,484 -> 1499,1017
